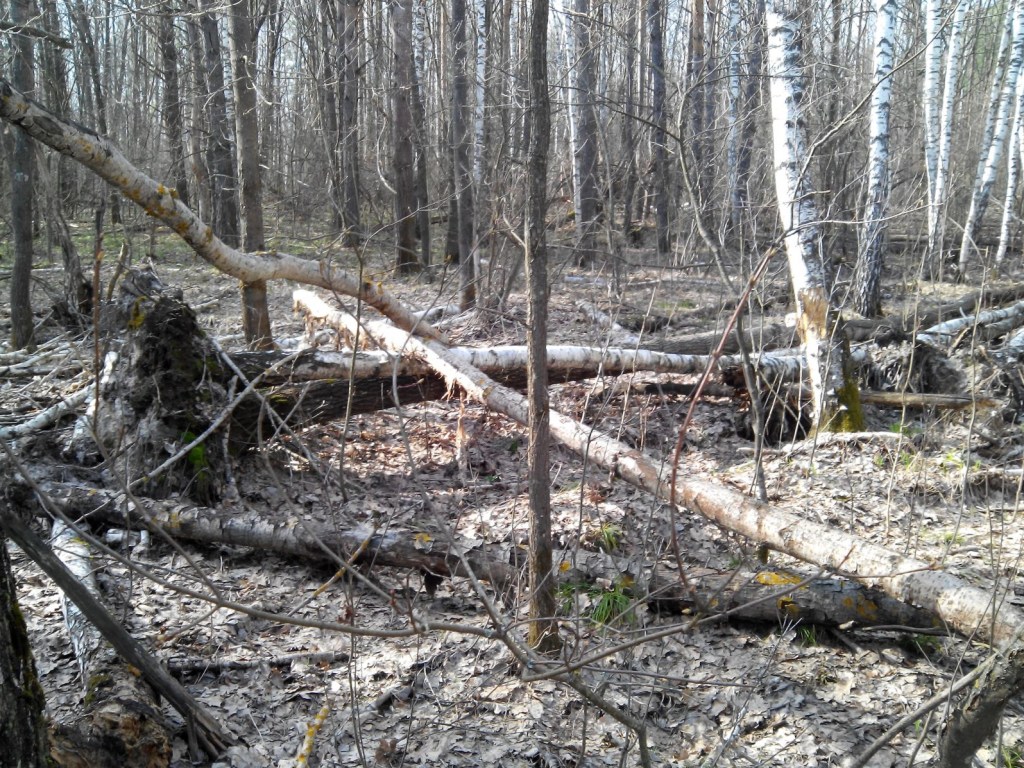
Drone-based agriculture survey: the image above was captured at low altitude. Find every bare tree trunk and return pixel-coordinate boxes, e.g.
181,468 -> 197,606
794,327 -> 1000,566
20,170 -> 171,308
392,0 -> 419,274
198,1 -> 241,248
8,0 -> 35,351
648,0 -> 669,256
453,0 -> 477,308
570,0 -> 600,266
525,0 -> 557,653
853,0 -> 897,317
158,7 -> 189,206
339,0 -> 363,245
228,0 -> 273,348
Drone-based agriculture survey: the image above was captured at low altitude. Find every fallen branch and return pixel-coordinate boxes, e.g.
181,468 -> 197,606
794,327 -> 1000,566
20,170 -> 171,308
37,484 -> 942,632
0,77 -> 444,343
295,290 -> 1024,648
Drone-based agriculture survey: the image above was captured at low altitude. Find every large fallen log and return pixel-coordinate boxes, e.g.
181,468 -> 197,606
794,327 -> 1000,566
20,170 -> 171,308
34,484 -> 942,632
293,291 -> 1024,643
297,289 -> 1024,761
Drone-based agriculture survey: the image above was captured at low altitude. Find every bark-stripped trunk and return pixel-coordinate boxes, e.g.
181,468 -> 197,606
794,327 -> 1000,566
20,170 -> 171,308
928,0 -> 968,266
766,0 -> 857,430
392,0 -> 419,274
958,1 -> 1022,272
8,0 -> 35,351
525,0 -> 557,651
228,0 -> 272,348
648,0 -> 669,256
0,77 -> 444,341
453,0 -> 477,308
853,0 -> 897,318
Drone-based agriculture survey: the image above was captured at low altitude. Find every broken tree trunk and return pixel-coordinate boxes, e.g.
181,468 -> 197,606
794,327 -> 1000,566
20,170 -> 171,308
34,484 -> 941,632
296,290 -> 1024,644
48,520 -> 171,768
0,500 -> 237,759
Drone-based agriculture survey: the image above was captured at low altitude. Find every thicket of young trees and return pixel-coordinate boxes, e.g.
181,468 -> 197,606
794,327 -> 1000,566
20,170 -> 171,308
4,0 -> 1021,323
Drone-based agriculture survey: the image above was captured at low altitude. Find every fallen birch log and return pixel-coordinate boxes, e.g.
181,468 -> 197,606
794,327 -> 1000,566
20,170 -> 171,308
48,520 -> 171,767
0,77 -> 444,343
0,501 -> 237,759
293,290 -> 1024,647
36,484 -> 941,632
298,290 -> 1024,762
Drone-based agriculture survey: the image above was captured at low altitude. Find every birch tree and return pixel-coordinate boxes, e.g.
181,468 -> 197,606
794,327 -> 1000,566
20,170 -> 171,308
853,0 -> 898,318
958,0 -> 1023,273
766,0 -> 859,430
928,0 -> 968,265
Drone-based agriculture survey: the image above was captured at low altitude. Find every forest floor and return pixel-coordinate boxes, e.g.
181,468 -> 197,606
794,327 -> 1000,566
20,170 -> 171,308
5,216 -> 1024,767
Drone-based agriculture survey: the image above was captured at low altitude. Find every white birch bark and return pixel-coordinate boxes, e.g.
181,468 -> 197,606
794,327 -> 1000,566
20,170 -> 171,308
853,0 -> 897,317
958,0 -> 1023,271
473,0 -> 487,188
766,0 -> 848,429
995,73 -> 1024,266
923,0 -> 943,200
928,0 -> 968,263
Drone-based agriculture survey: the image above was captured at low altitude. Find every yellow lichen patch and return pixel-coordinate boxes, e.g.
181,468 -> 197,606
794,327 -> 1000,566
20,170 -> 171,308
776,597 -> 801,618
842,594 -> 879,621
756,571 -> 803,587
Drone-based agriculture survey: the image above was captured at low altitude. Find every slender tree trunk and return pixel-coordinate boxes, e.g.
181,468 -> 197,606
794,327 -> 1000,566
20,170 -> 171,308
620,0 -> 639,238
923,0 -> 942,199
689,0 -> 711,210
525,0 -> 557,653
928,0 -> 968,268
766,0 -> 859,431
724,0 -> 742,235
392,0 -> 419,273
70,0 -> 120,224
339,0 -> 362,245
185,15 -> 213,224
9,0 -> 35,351
854,0 -> 897,318
995,69 -> 1024,267
410,8 -> 431,267
959,1 -> 1023,273
159,8 -> 189,206
228,0 -> 273,348
572,0 -> 600,265
198,2 -> 241,248
736,0 -> 765,225
453,0 -> 477,308
648,0 -> 669,256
